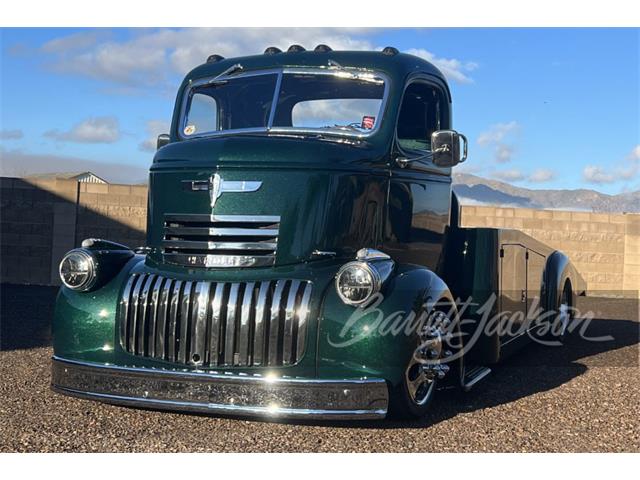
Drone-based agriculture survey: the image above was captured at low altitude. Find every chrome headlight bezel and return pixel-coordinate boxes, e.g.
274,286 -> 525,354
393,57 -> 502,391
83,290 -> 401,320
335,261 -> 382,306
335,249 -> 394,307
59,248 -> 98,291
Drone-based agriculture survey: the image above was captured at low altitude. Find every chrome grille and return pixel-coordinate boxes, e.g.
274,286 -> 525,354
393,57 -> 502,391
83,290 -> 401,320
118,273 -> 312,367
162,214 -> 280,268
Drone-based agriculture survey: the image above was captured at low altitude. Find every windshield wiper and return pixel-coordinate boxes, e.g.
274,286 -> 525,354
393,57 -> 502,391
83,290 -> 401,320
204,63 -> 244,85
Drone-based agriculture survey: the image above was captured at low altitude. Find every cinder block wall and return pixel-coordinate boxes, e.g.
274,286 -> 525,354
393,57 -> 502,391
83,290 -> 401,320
460,206 -> 639,295
1,177 -> 146,286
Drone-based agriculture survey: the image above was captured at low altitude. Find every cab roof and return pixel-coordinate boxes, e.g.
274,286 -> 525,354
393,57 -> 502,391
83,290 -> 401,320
184,47 -> 449,90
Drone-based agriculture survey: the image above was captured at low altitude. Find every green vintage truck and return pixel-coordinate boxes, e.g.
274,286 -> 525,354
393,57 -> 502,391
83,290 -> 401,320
51,45 -> 585,420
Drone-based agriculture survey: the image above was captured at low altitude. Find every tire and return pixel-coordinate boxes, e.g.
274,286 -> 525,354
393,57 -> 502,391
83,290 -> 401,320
533,280 -> 572,342
388,307 -> 462,419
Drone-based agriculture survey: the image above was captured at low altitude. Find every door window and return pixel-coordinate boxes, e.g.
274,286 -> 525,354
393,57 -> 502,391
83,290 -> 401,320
396,82 -> 445,153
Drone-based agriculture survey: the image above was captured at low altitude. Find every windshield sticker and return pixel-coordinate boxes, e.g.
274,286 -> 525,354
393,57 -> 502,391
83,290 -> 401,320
184,125 -> 196,136
361,116 -> 375,129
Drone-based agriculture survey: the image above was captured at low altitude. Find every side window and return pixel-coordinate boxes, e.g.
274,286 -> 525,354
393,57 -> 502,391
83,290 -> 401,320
183,93 -> 218,136
397,82 -> 444,153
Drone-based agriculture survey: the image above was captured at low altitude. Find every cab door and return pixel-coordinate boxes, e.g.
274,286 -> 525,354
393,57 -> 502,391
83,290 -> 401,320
384,77 -> 452,272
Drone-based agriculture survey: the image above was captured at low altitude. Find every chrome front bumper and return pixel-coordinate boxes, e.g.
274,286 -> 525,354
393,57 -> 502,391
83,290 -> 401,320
51,357 -> 389,420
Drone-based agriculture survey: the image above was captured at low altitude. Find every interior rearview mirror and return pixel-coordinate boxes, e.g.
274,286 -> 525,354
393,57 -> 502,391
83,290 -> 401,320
431,130 -> 468,167
157,134 -> 170,150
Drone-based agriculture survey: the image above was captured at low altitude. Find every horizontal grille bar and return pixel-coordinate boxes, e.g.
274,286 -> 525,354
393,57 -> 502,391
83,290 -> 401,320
162,213 -> 280,268
118,273 -> 312,368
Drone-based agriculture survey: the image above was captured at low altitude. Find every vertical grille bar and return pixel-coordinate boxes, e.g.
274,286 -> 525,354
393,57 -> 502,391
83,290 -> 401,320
148,276 -> 164,357
224,283 -> 240,365
118,274 -> 138,351
178,281 -> 193,364
296,282 -> 313,362
268,280 -> 287,366
137,274 -> 156,355
167,280 -> 183,361
128,275 -> 146,354
209,283 -> 225,366
282,280 -> 301,365
237,282 -> 255,366
190,281 -> 210,366
155,278 -> 173,359
252,281 -> 271,366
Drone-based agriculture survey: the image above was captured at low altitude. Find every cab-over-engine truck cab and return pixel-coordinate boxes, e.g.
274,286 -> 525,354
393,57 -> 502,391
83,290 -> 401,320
51,45 -> 585,420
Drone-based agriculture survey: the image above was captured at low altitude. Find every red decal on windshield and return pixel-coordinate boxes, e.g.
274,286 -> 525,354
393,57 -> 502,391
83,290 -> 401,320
361,116 -> 375,129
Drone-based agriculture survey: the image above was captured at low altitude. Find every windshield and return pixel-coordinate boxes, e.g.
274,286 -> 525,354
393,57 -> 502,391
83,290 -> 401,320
180,69 -> 387,139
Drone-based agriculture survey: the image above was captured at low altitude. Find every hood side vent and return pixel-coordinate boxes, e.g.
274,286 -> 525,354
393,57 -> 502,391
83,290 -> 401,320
162,214 -> 280,268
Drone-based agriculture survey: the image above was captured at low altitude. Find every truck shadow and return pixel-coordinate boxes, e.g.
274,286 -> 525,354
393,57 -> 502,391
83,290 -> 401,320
257,316 -> 639,429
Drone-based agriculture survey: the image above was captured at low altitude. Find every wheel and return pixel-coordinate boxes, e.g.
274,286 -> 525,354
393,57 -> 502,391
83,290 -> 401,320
389,308 -> 459,419
533,279 -> 572,342
556,281 -> 573,340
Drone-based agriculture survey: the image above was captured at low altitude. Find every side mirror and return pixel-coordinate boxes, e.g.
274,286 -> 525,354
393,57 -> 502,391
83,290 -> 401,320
431,130 -> 468,167
157,134 -> 170,150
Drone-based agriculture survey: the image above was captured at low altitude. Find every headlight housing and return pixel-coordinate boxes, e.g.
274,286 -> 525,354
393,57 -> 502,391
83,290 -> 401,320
335,249 -> 394,307
59,249 -> 97,291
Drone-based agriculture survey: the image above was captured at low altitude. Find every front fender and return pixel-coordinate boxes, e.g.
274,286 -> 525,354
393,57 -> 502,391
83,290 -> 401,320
52,255 -> 144,362
316,264 -> 453,387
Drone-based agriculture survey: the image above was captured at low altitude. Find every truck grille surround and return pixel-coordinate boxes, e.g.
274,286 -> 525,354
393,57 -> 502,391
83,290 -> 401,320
118,273 -> 313,368
162,214 -> 280,268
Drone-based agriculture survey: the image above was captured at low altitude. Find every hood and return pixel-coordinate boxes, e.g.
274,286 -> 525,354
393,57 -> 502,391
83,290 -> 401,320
146,135 -> 389,268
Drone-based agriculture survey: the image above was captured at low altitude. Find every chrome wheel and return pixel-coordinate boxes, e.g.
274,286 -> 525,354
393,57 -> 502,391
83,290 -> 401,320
405,310 -> 452,406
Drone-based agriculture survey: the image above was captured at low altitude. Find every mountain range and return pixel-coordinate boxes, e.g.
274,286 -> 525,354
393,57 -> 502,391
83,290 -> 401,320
453,173 -> 639,213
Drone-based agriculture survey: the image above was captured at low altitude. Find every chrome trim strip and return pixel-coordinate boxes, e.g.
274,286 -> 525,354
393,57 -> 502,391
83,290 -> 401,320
165,227 -> 279,237
190,281 -> 210,366
296,282 -> 313,362
129,275 -> 145,354
209,283 -> 225,365
137,274 -> 156,355
163,253 -> 276,268
167,280 -> 183,361
163,240 -> 278,250
268,280 -> 286,366
148,276 -> 163,358
165,214 -> 281,223
155,278 -> 172,359
283,280 -> 301,365
252,281 -> 270,366
178,281 -> 193,364
224,283 -> 240,365
238,282 -> 255,366
51,356 -> 388,420
118,274 -> 137,351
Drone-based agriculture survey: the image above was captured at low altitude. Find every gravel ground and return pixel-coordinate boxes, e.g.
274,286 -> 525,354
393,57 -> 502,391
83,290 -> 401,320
1,297 -> 638,452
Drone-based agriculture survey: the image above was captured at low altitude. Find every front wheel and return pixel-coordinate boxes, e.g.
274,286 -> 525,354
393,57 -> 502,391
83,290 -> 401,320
389,309 -> 461,419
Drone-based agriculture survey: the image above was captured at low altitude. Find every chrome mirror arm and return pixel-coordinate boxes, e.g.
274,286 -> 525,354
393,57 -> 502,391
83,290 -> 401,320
396,152 -> 433,168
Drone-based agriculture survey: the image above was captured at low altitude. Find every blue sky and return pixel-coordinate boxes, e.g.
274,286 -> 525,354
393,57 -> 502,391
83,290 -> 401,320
1,28 -> 638,193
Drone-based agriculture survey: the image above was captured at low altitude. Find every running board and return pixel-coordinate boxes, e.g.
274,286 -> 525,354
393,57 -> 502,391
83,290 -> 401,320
462,366 -> 492,392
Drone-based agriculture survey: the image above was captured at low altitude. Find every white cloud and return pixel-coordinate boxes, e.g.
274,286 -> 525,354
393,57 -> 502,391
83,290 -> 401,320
0,129 -> 24,140
139,119 -> 171,152
494,144 -> 514,164
477,121 -> 519,147
493,169 -> 526,182
583,165 -> 615,184
477,121 -> 519,164
39,28 -> 478,89
44,116 -> 121,144
583,145 -> 640,185
405,48 -> 478,84
529,168 -> 556,183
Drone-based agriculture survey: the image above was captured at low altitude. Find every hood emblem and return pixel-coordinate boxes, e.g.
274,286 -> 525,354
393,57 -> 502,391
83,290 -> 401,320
183,174 -> 262,208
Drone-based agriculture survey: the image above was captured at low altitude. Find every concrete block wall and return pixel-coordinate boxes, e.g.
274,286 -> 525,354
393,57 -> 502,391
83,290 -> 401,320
460,205 -> 639,295
1,177 -> 146,286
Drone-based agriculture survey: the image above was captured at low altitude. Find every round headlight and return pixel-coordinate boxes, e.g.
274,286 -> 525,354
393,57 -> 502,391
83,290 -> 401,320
59,249 -> 97,291
335,262 -> 381,306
